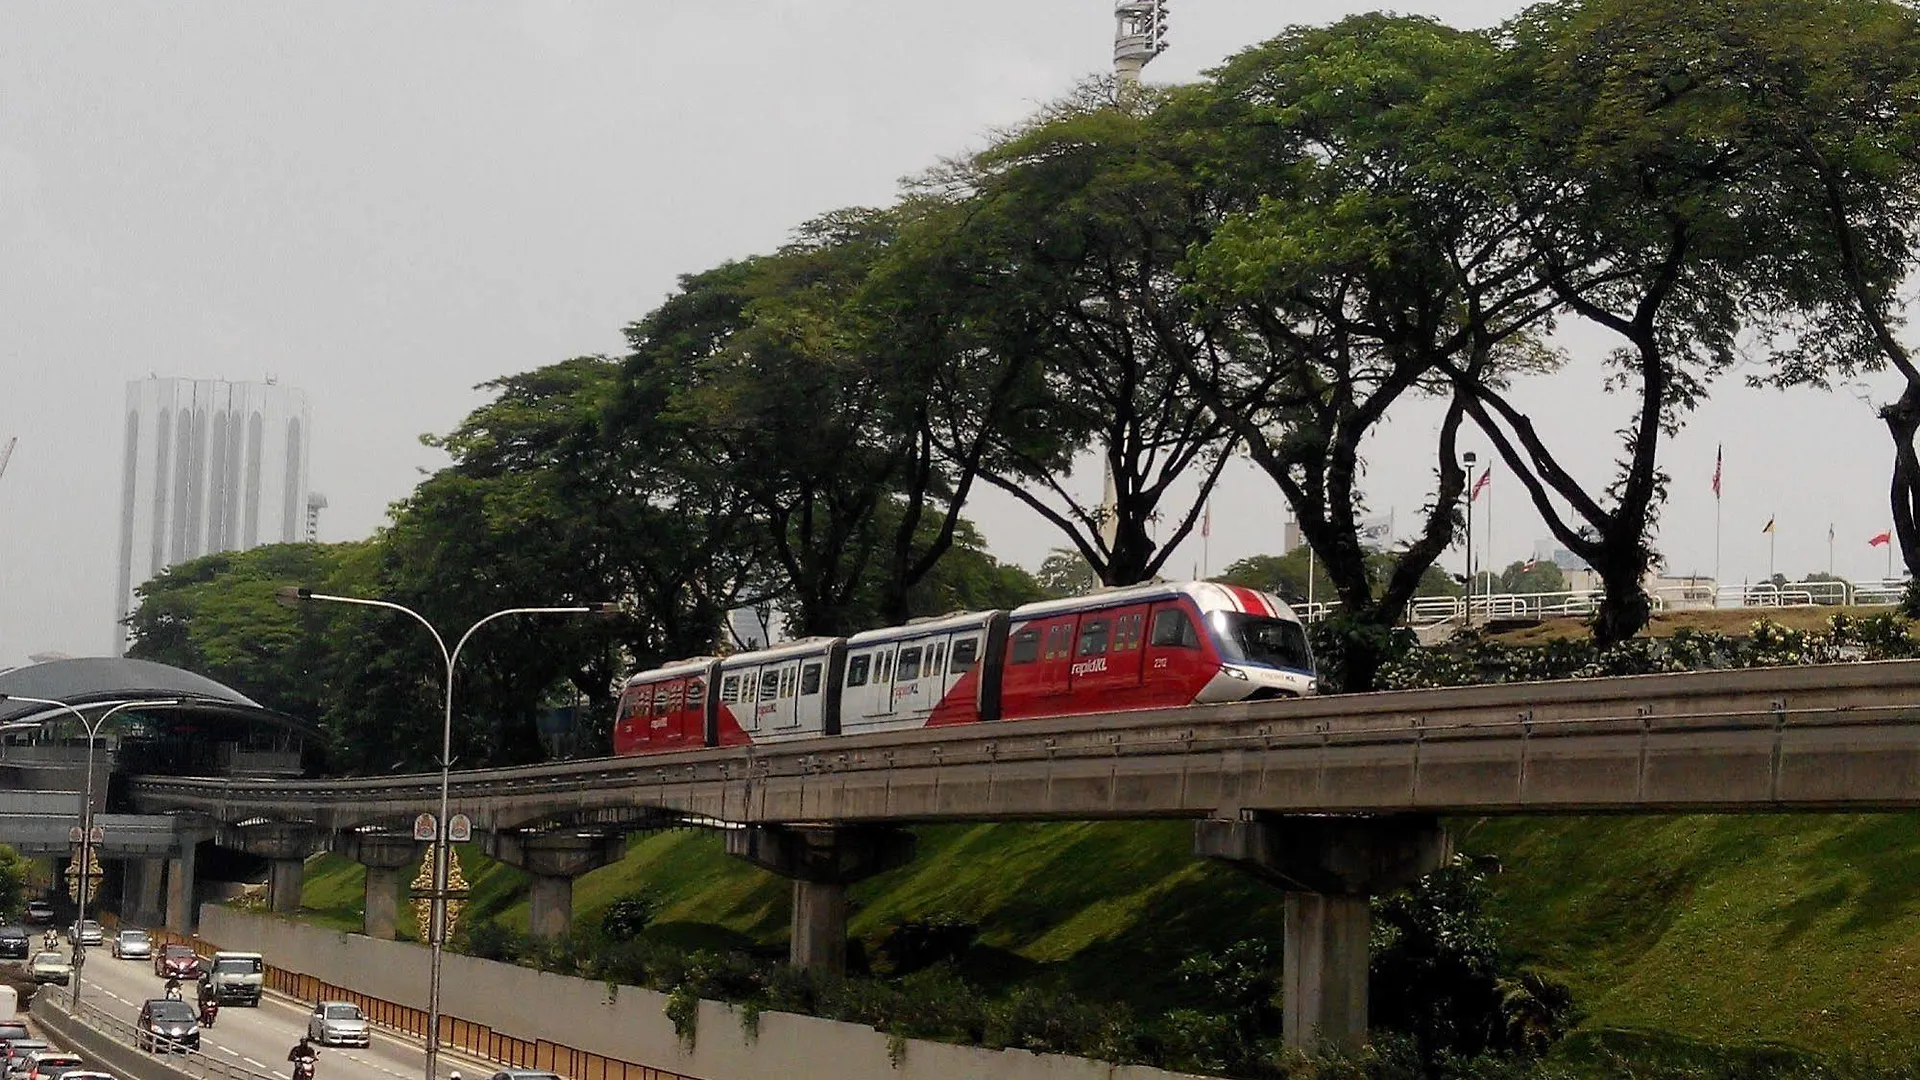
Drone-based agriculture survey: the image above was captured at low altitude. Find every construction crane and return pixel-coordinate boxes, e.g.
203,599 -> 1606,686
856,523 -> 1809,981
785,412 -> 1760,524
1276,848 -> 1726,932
0,437 -> 15,483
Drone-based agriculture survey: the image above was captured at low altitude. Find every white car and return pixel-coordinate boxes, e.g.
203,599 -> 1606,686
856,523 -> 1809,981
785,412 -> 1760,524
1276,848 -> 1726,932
307,1001 -> 370,1047
27,952 -> 71,986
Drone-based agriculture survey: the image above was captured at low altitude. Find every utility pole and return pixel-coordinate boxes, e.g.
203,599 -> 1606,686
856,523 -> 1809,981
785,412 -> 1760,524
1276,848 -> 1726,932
0,437 -> 16,483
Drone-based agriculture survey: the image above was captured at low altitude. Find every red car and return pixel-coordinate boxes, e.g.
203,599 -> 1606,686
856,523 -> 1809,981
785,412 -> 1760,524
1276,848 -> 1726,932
153,944 -> 201,980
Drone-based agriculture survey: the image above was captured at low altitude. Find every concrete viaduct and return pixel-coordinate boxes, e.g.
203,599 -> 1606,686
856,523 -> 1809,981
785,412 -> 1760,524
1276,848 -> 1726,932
119,658 -> 1920,1051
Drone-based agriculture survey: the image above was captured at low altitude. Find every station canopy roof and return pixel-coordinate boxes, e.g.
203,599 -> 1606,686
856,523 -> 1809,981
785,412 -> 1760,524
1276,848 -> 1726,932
0,657 -> 316,740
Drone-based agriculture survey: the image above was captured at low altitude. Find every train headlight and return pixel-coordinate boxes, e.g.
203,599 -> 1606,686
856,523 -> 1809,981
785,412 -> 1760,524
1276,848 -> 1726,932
1221,665 -> 1250,680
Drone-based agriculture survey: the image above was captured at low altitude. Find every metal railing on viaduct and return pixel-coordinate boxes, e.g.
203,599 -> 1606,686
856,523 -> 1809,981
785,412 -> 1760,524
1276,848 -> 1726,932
121,658 -> 1920,1054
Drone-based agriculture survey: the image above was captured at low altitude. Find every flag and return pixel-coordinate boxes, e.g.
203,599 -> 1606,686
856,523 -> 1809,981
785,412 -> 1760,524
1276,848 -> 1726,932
1712,444 -> 1722,499
1829,523 -> 1836,543
1470,467 -> 1491,503
1522,557 -> 1539,572
1870,530 -> 1893,547
1761,517 -> 1775,535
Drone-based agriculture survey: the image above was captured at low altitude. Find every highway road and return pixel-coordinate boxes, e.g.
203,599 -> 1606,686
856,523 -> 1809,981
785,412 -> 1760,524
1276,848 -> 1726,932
60,944 -> 492,1080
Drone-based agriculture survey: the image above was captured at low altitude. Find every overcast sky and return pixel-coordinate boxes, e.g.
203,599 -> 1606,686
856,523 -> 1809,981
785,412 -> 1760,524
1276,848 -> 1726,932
0,1 -> 1905,669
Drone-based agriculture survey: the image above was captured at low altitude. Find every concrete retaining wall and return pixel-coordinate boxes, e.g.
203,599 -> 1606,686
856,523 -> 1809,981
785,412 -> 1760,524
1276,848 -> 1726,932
201,907 -> 1207,1080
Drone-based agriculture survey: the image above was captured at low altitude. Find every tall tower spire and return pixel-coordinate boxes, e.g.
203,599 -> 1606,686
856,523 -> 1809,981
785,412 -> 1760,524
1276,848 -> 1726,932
1113,1 -> 1169,83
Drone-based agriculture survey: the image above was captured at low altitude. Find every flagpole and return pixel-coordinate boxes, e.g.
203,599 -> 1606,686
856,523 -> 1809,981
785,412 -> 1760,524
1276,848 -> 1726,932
1769,517 -> 1776,581
1712,445 -> 1723,608
1487,465 -> 1495,608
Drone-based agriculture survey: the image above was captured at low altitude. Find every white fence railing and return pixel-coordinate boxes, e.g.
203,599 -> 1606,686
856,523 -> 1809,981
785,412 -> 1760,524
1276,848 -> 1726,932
1294,579 -> 1911,626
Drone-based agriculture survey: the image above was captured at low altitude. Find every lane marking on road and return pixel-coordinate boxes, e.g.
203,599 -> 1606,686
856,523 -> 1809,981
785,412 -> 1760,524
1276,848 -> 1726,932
243,1057 -> 267,1069
219,1046 -> 240,1057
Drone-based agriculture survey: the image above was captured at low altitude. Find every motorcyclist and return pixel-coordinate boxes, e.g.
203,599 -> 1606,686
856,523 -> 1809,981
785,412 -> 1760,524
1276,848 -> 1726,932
195,979 -> 218,1026
163,977 -> 183,1001
288,1037 -> 317,1078
40,930 -> 55,951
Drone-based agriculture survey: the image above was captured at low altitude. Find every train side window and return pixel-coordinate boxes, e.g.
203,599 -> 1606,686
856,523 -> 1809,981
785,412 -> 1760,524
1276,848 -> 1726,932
758,671 -> 778,701
897,647 -> 922,682
1150,609 -> 1201,648
952,637 -> 981,672
1009,629 -> 1040,664
687,679 -> 706,707
846,654 -> 871,687
926,642 -> 946,677
1114,614 -> 1144,651
628,689 -> 651,716
1077,619 -> 1110,657
778,667 -> 796,699
801,663 -> 823,696
653,689 -> 670,715
720,676 -> 740,704
879,650 -> 895,682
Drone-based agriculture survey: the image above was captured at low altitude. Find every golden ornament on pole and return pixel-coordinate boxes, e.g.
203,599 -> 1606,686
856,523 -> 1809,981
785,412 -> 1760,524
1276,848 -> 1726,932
64,846 -> 104,907
409,845 -> 470,942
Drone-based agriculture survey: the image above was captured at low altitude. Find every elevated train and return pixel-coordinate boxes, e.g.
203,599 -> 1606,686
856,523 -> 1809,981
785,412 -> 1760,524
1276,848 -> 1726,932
613,580 -> 1317,756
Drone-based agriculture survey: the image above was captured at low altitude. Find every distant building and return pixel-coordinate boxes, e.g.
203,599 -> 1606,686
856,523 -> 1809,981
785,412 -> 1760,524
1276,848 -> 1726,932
113,378 -> 312,654
1533,538 -> 1590,572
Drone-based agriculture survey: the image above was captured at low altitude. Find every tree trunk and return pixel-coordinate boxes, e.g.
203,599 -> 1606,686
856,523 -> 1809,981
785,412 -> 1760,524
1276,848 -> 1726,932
1884,387 -> 1920,581
1589,535 -> 1653,647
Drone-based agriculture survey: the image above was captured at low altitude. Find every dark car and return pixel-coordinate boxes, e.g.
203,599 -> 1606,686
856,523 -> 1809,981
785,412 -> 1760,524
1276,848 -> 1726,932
153,944 -> 199,980
0,1025 -> 30,1046
136,999 -> 200,1053
0,929 -> 26,960
21,903 -> 52,927
0,1040 -> 48,1077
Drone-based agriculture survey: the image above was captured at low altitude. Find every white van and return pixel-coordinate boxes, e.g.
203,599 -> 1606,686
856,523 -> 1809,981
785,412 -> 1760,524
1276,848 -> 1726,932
204,951 -> 264,1005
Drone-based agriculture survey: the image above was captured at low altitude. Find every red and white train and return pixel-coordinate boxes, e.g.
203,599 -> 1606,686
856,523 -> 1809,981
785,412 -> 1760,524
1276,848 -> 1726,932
612,581 -> 1317,756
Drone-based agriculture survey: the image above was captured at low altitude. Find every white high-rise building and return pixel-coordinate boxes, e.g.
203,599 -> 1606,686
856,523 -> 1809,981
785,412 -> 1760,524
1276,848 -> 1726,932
113,378 -> 313,653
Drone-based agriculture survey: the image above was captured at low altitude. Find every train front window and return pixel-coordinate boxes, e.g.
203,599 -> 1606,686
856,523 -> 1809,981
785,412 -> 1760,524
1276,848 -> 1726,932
1209,612 -> 1314,673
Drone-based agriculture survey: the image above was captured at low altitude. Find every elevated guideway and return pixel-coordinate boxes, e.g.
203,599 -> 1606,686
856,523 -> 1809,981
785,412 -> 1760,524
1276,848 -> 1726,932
125,658 -> 1920,1053
131,658 -> 1920,826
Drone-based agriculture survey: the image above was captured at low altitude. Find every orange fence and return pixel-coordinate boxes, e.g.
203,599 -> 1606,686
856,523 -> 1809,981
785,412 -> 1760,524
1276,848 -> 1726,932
143,927 -> 697,1080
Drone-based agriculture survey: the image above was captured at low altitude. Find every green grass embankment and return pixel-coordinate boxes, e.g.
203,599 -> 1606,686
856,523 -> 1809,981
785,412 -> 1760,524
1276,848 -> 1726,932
292,813 -> 1920,1059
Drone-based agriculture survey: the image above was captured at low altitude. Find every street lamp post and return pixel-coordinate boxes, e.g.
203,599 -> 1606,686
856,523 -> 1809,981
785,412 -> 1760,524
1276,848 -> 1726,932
0,694 -> 182,1008
276,588 -> 611,1080
1463,450 -> 1478,629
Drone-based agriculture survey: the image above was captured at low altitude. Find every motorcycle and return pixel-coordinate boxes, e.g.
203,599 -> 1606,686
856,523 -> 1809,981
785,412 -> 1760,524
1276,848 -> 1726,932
197,997 -> 218,1028
291,1056 -> 316,1080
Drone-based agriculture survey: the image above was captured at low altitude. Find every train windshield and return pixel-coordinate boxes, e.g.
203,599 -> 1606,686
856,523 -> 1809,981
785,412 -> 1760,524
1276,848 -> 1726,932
1209,612 -> 1314,674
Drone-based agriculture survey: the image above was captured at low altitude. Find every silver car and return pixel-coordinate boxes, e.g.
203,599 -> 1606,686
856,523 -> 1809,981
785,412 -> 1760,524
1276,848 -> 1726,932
111,929 -> 151,960
64,921 -> 101,947
307,1002 -> 369,1047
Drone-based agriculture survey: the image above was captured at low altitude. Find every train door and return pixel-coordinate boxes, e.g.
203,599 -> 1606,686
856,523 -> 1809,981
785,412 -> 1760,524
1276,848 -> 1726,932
654,680 -> 687,749
1142,600 -> 1209,707
794,657 -> 829,731
864,645 -> 898,719
680,675 -> 708,745
765,662 -> 799,730
714,668 -> 752,745
1038,618 -> 1075,697
890,638 -> 943,719
1068,605 -> 1147,710
749,664 -> 778,735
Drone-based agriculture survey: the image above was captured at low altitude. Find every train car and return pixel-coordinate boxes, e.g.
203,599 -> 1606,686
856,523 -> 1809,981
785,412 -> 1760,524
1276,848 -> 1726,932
998,581 -> 1313,720
612,581 -> 1315,757
711,637 -> 847,745
840,610 -> 1010,734
613,657 -> 720,756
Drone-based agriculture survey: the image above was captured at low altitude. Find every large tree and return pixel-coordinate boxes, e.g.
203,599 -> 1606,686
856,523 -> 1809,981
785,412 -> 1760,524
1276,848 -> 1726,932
1177,16 -> 1555,687
1434,0 -> 1786,645
1730,0 -> 1920,585
623,211 -> 990,635
933,87 -> 1237,586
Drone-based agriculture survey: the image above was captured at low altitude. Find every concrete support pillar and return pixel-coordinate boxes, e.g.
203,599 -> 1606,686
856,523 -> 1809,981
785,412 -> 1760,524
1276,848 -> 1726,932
336,834 -> 419,940
725,824 -> 916,974
268,858 -> 304,916
529,876 -> 573,940
165,842 -> 197,934
1195,814 -> 1450,1051
484,831 -> 626,940
120,857 -> 166,928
